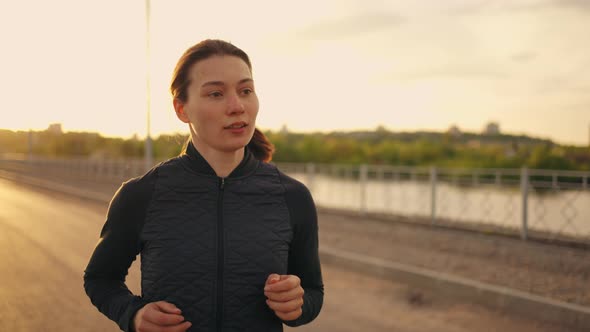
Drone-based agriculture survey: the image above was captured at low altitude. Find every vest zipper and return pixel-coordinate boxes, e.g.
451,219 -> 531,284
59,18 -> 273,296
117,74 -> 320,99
216,177 -> 225,331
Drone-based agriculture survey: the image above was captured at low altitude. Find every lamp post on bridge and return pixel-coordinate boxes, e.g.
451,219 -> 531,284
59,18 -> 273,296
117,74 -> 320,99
144,0 -> 154,171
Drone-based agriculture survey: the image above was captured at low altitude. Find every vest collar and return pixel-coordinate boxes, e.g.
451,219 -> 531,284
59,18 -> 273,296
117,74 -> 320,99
183,140 -> 259,178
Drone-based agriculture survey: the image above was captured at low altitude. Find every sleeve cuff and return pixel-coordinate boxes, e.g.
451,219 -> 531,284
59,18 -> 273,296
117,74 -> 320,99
120,297 -> 148,332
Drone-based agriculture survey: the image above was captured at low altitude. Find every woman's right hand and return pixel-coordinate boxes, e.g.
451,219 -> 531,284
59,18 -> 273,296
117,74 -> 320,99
132,301 -> 192,332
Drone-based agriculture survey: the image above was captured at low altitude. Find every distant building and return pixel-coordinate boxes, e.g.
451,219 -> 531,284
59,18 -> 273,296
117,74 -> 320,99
280,124 -> 289,135
447,125 -> 462,138
375,125 -> 390,133
483,122 -> 500,135
47,123 -> 63,135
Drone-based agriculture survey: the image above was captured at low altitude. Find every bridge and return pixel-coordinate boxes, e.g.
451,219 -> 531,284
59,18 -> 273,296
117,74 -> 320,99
1,160 -> 589,331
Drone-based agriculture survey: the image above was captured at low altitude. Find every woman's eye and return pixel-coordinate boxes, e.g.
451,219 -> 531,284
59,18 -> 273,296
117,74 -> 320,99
241,88 -> 253,95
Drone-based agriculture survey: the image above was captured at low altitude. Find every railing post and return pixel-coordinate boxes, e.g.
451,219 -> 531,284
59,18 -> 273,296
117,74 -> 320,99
430,166 -> 437,225
306,163 -> 315,195
359,164 -> 368,216
520,167 -> 529,240
377,166 -> 386,213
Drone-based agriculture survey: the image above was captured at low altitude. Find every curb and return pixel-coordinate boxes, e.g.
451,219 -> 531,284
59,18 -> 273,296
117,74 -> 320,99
0,170 -> 112,202
3,170 -> 589,330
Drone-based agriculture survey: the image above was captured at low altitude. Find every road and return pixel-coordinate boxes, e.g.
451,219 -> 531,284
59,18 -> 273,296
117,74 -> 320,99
0,178 -> 571,331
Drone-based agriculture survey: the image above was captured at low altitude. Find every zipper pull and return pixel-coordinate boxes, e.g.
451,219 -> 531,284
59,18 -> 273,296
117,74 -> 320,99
220,177 -> 225,189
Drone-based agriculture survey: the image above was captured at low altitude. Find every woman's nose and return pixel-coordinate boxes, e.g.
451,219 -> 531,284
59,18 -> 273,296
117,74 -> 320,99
227,93 -> 245,114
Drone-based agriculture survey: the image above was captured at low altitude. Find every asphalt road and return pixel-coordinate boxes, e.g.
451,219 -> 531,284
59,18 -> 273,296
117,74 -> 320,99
0,178 -> 571,331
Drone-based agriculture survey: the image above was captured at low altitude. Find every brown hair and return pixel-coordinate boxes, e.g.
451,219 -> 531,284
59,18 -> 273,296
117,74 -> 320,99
171,39 -> 274,162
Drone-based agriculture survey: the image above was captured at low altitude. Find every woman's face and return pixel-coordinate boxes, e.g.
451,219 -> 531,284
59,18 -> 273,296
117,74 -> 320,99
175,55 -> 259,155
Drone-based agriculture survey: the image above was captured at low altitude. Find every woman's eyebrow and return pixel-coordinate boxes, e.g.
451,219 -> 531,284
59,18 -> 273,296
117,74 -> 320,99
238,78 -> 254,85
201,78 -> 253,88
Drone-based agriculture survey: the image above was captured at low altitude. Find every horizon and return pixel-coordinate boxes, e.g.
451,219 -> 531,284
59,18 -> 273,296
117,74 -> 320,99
1,122 -> 580,147
2,119 -> 586,146
1,1 -> 589,146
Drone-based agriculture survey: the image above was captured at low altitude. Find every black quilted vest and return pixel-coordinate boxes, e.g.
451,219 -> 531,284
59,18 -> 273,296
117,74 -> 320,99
140,151 -> 292,331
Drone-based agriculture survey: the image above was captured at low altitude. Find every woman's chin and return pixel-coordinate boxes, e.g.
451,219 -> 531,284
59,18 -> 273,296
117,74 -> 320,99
219,139 -> 250,153
226,131 -> 254,148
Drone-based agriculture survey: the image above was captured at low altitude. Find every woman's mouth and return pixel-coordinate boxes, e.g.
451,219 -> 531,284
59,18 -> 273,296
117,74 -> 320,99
224,122 -> 248,129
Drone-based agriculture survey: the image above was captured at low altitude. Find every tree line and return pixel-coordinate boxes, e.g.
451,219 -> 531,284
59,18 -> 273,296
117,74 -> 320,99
1,128 -> 588,171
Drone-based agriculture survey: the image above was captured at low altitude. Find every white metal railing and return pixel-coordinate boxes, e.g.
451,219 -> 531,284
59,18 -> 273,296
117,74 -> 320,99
276,162 -> 590,244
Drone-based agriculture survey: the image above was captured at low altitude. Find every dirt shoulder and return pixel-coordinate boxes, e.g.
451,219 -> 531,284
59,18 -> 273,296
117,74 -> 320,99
317,209 -> 590,307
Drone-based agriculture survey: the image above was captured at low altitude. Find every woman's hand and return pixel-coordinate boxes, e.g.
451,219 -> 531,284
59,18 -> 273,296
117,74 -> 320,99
264,274 -> 305,321
132,301 -> 192,332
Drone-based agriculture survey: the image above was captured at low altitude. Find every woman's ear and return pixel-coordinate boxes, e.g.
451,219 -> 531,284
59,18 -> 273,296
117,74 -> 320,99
173,98 -> 190,123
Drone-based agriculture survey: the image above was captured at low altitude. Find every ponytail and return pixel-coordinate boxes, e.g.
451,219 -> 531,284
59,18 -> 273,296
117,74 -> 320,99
248,128 -> 275,162
179,128 -> 274,162
180,136 -> 191,155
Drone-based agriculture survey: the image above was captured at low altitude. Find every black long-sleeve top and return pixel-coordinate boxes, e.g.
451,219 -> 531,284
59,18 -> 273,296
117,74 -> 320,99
84,142 -> 323,331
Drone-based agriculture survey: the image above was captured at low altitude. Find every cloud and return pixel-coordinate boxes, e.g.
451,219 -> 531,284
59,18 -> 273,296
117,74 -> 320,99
447,0 -> 590,16
294,12 -> 405,40
378,64 -> 510,82
534,76 -> 590,95
538,0 -> 590,10
510,52 -> 538,63
445,0 -> 501,16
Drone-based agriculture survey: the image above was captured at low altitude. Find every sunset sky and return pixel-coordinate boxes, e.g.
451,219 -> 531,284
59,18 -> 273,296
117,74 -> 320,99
1,0 -> 589,145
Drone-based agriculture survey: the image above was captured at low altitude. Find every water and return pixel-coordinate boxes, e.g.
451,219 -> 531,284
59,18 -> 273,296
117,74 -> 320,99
288,172 -> 590,239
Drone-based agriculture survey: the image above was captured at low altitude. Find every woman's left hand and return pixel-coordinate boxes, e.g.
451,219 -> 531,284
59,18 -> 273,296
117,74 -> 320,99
264,273 -> 304,321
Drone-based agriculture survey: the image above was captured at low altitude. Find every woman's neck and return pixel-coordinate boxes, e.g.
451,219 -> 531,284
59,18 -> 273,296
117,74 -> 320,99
191,137 -> 244,178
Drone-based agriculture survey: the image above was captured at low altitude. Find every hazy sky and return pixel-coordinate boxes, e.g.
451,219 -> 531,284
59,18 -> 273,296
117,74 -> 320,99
1,0 -> 589,145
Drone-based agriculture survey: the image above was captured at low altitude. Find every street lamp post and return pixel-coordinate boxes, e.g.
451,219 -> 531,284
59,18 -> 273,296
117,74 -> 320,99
28,129 -> 33,160
144,0 -> 153,171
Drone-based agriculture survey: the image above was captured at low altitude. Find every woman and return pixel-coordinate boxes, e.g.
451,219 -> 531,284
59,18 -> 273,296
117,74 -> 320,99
84,39 -> 324,332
